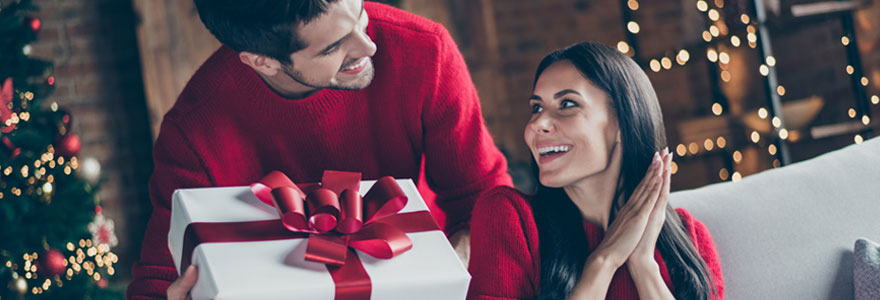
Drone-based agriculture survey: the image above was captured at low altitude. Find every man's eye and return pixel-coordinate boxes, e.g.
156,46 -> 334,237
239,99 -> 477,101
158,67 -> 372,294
321,47 -> 339,56
530,103 -> 543,113
560,99 -> 578,109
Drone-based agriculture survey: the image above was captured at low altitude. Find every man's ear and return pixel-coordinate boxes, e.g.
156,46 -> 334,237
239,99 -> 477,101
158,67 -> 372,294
239,52 -> 282,76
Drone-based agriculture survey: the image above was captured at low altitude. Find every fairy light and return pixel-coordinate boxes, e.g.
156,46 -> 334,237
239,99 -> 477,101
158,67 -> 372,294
861,115 -> 870,125
718,52 -> 730,64
650,59 -> 661,72
627,21 -> 640,34
772,116 -> 782,128
721,71 -> 732,82
759,64 -> 770,76
766,56 -> 777,67
708,9 -> 720,21
855,134 -> 864,144
730,35 -> 741,47
707,49 -> 719,62
617,41 -> 630,54
768,144 -> 777,155
732,172 -> 742,182
627,0 -> 639,10
872,95 -> 879,104
779,128 -> 790,140
716,136 -> 727,148
733,150 -> 743,163
846,65 -> 854,75
712,103 -> 723,115
719,168 -> 729,180
703,31 -> 713,42
750,131 -> 761,143
841,36 -> 850,46
670,161 -> 678,174
709,25 -> 720,37
677,50 -> 690,65
676,144 -> 687,156
861,77 -> 869,86
758,107 -> 769,119
776,85 -> 786,96
697,0 -> 709,12
848,108 -> 857,118
661,57 -> 673,69
688,142 -> 699,154
704,138 -> 715,151
740,14 -> 750,24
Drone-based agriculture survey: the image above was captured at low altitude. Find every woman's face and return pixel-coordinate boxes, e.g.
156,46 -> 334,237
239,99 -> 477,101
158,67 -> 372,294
525,60 -> 620,188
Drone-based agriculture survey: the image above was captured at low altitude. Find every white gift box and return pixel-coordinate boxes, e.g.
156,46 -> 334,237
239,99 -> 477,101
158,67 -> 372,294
168,179 -> 470,300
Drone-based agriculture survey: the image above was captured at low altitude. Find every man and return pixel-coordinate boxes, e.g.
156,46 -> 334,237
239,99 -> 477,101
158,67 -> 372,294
126,0 -> 512,299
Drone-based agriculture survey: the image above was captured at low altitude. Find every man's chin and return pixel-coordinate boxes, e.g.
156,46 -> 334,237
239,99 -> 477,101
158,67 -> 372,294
332,66 -> 375,91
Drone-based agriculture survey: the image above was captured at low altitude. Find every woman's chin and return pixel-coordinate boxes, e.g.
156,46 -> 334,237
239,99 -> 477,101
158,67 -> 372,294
538,173 -> 568,188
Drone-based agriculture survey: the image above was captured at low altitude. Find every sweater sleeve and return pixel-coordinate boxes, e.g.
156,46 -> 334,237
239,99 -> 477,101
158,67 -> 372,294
675,208 -> 725,300
126,117 -> 213,300
467,187 -> 540,300
421,25 -> 513,234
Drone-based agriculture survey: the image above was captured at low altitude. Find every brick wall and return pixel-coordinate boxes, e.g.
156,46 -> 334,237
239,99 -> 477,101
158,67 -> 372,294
30,0 -> 153,281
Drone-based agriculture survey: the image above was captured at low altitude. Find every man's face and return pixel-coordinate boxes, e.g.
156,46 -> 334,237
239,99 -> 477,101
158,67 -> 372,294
282,0 -> 377,91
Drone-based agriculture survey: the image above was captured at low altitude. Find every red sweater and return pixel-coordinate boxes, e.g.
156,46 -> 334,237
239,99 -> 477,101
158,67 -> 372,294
126,3 -> 512,299
468,186 -> 724,300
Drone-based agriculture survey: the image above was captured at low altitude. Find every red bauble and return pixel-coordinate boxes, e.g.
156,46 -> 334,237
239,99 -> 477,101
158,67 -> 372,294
29,17 -> 41,32
38,249 -> 66,276
56,133 -> 81,157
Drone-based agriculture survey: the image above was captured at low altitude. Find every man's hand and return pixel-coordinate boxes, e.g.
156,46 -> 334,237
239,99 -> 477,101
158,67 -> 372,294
167,265 -> 198,300
449,228 -> 471,267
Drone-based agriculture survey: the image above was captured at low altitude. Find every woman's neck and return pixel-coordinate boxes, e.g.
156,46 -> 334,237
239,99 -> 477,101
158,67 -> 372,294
563,142 -> 622,230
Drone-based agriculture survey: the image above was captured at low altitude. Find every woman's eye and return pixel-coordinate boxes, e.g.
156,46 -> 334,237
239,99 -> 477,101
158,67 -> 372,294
530,103 -> 543,113
560,99 -> 578,109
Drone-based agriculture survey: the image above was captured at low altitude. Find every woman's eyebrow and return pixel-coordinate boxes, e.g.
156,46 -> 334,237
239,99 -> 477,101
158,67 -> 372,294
554,89 -> 581,99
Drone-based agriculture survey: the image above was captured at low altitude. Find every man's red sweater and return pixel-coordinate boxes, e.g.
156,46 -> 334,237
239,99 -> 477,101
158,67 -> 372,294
126,3 -> 511,298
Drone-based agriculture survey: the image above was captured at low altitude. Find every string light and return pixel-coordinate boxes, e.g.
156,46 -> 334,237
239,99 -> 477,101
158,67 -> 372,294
768,144 -> 777,155
712,103 -> 723,115
703,31 -> 713,42
772,116 -> 782,128
732,172 -> 742,182
716,136 -> 727,148
617,41 -> 630,53
776,85 -> 786,96
740,14 -> 750,24
855,134 -> 864,144
650,59 -> 661,72
709,25 -> 720,37
721,71 -> 731,82
661,57 -> 673,69
872,95 -> 879,104
704,138 -> 715,151
707,49 -> 718,62
676,144 -> 687,156
697,0 -> 709,12
759,64 -> 770,76
670,161 -> 678,174
719,168 -> 729,180
766,56 -> 777,67
718,52 -> 730,64
708,9 -> 720,21
861,77 -> 869,86
677,50 -> 690,65
688,142 -> 700,154
750,131 -> 761,143
846,65 -> 855,75
627,0 -> 639,10
848,108 -> 857,118
733,150 -> 743,163
730,35 -> 741,47
862,115 -> 870,125
841,36 -> 850,46
627,21 -> 640,34
779,128 -> 789,140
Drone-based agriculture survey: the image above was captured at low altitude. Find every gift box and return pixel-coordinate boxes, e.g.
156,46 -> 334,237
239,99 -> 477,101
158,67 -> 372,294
168,171 -> 470,300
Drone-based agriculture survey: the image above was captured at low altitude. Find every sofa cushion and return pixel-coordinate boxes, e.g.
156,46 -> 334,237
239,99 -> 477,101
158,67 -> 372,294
671,137 -> 880,299
855,238 -> 880,300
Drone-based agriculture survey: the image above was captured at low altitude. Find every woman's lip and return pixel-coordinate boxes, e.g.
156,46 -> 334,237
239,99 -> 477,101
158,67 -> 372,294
538,151 -> 568,164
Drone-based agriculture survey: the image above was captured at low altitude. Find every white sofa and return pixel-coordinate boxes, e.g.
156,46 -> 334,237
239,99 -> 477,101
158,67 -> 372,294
672,136 -> 880,299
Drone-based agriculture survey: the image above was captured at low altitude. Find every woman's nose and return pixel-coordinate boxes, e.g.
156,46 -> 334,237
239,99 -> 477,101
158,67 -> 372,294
530,115 -> 554,133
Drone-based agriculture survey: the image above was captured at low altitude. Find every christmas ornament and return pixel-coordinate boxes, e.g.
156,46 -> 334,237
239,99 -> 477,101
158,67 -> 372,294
1,77 -> 13,128
79,156 -> 101,183
55,133 -> 81,157
88,212 -> 118,247
38,248 -> 67,276
9,277 -> 27,294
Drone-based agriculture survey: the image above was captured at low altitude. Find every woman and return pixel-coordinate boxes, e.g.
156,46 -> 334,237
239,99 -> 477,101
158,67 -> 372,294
467,42 -> 724,300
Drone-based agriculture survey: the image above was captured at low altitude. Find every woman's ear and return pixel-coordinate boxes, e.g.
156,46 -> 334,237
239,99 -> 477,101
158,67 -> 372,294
239,52 -> 281,76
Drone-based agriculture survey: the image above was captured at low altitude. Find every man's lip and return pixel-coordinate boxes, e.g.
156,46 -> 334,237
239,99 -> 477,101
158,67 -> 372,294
340,57 -> 366,71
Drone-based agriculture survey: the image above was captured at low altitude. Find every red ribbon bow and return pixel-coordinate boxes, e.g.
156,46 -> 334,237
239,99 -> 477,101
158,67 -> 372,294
178,171 -> 440,300
249,170 -> 415,266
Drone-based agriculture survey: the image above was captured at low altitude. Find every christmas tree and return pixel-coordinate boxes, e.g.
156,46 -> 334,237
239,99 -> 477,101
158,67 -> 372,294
1,0 -> 120,298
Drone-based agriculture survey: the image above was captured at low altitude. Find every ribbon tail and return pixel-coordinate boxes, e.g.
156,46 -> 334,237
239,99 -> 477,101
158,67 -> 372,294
349,222 -> 412,259
327,249 -> 371,300
305,234 -> 349,266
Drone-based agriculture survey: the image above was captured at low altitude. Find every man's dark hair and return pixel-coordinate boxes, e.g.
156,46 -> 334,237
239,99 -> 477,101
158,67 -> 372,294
194,0 -> 341,64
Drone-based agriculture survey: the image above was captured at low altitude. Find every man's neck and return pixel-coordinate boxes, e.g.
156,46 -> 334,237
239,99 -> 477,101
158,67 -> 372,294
257,71 -> 319,99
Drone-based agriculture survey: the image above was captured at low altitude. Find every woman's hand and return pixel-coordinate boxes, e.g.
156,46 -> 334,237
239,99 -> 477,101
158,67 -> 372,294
167,265 -> 198,300
591,149 -> 666,269
628,148 -> 672,266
